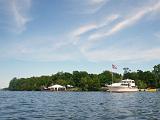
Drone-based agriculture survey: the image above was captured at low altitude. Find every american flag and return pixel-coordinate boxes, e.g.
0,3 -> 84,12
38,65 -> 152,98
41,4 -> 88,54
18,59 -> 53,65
112,64 -> 117,69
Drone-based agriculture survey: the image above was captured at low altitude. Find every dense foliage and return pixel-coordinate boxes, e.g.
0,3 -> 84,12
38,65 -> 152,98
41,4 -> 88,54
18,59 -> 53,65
9,71 -> 121,91
8,64 -> 160,91
123,64 -> 160,89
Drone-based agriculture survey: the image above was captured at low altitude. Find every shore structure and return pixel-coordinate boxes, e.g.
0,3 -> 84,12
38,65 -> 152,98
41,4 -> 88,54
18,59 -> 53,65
48,84 -> 66,91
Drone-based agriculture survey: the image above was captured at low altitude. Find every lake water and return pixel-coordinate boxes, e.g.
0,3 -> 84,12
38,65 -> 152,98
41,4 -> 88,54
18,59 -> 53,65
0,91 -> 160,120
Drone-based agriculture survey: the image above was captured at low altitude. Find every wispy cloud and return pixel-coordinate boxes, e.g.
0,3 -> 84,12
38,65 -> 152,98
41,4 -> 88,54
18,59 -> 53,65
73,14 -> 119,37
78,1 -> 160,62
11,0 -> 31,33
72,24 -> 97,37
0,0 -> 32,33
81,47 -> 160,62
71,14 -> 119,44
70,0 -> 109,14
88,0 -> 108,13
1,0 -> 160,63
2,36 -> 77,62
89,1 -> 160,41
89,0 -> 106,5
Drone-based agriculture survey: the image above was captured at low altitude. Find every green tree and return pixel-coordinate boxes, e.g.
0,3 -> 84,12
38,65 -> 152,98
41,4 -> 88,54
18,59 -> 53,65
153,64 -> 160,87
136,80 -> 147,89
98,71 -> 112,86
123,67 -> 131,79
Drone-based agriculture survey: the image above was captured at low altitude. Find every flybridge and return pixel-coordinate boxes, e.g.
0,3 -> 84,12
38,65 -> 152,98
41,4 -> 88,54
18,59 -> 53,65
121,79 -> 136,87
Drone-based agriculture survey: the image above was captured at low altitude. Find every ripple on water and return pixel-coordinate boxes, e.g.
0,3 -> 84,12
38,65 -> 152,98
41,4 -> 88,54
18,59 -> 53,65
0,91 -> 160,120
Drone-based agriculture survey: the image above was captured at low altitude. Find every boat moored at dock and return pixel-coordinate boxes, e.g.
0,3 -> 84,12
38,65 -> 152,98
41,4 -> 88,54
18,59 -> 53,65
107,79 -> 139,92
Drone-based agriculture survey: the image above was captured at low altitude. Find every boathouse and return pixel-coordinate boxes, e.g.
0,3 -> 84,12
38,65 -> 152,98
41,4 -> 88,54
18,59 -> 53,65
48,84 -> 66,91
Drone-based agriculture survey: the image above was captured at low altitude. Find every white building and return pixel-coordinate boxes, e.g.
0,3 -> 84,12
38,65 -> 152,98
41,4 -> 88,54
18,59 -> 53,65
48,84 -> 66,91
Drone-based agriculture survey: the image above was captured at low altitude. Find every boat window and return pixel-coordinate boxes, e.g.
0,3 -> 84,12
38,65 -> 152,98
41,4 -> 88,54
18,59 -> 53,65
121,84 -> 128,86
132,81 -> 135,83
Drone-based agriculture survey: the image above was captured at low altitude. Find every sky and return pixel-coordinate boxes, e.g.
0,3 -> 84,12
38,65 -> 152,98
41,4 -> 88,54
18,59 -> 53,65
0,0 -> 160,88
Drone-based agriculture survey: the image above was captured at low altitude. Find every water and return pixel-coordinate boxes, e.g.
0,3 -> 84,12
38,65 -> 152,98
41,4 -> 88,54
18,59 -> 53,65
0,91 -> 160,120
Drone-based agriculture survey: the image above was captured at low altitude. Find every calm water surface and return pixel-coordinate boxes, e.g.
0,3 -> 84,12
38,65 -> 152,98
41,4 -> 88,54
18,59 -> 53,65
0,91 -> 160,120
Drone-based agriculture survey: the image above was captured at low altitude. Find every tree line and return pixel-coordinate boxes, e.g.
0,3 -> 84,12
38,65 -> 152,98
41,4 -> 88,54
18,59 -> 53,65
123,64 -> 160,89
8,64 -> 160,91
8,71 -> 121,91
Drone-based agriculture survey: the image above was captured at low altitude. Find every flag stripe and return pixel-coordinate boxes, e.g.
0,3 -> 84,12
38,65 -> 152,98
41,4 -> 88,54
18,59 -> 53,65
112,64 -> 117,69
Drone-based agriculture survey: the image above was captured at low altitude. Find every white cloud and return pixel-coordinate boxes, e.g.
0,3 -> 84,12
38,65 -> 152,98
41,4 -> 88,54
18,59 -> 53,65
70,0 -> 109,14
89,0 -> 107,9
81,47 -> 160,62
98,14 -> 120,28
72,24 -> 97,37
89,0 -> 106,5
2,36 -> 77,62
11,0 -> 31,32
71,14 -> 119,44
89,1 -> 160,41
87,0 -> 108,14
1,0 -> 32,33
1,0 -> 160,63
76,1 -> 160,63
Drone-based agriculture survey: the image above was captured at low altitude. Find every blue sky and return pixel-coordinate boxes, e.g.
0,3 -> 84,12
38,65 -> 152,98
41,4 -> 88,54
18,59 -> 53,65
0,0 -> 160,88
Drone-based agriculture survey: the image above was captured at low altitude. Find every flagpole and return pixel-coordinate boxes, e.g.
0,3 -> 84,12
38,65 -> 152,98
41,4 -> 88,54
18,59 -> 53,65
111,64 -> 117,82
111,64 -> 117,92
111,64 -> 114,85
111,65 -> 113,93
112,69 -> 113,85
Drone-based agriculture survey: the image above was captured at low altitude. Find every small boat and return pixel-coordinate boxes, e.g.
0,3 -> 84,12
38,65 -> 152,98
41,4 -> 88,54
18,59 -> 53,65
107,79 -> 139,92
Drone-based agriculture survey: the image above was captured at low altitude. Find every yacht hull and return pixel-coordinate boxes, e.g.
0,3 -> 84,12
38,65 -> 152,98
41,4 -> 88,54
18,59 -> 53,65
107,86 -> 139,92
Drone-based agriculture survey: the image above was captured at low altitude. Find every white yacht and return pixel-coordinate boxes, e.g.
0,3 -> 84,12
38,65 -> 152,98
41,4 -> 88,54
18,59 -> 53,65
107,79 -> 139,92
